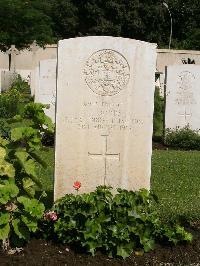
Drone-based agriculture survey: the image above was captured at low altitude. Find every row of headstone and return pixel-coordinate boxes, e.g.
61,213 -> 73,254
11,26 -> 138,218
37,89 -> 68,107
1,37 -> 155,199
1,37 -> 199,200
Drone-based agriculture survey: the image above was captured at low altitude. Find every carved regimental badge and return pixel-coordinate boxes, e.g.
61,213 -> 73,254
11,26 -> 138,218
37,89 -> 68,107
178,71 -> 195,91
83,49 -> 130,96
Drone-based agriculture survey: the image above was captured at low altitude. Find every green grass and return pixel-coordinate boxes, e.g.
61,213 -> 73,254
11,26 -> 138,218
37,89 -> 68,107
151,150 -> 200,221
37,147 -> 200,221
35,147 -> 54,208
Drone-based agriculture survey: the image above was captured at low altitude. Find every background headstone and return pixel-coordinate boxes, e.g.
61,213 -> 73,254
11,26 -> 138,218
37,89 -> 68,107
0,68 -> 9,93
6,45 -> 20,71
165,65 -> 200,130
30,41 -> 40,95
35,59 -> 57,122
54,36 -> 157,200
17,69 -> 31,84
1,70 -> 17,92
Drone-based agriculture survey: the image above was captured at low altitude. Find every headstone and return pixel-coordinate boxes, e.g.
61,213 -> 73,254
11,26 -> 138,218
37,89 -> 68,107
1,70 -> 17,92
165,65 -> 200,130
30,41 -> 40,95
6,45 -> 20,71
17,69 -> 31,85
35,59 -> 57,122
54,37 -> 157,200
0,69 -> 9,93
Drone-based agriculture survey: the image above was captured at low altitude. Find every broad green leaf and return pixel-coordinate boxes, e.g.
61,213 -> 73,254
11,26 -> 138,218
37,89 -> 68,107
11,127 -> 23,141
0,158 -> 15,178
15,151 -> 29,163
11,127 -> 41,149
0,213 -> 10,225
12,219 -> 30,240
116,244 -> 133,259
22,177 -> 35,197
141,239 -> 155,252
0,180 -> 19,204
0,147 -> 6,159
15,151 -> 41,186
0,224 -> 10,240
0,136 -> 9,147
15,151 -> 36,176
21,215 -> 38,232
17,196 -> 45,218
7,115 -> 22,124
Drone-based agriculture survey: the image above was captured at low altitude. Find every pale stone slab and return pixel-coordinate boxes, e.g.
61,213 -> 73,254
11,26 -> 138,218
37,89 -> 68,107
17,69 -> 31,85
30,66 -> 39,96
165,65 -> 200,130
54,36 -> 157,200
0,69 -> 9,93
1,71 -> 17,92
35,59 -> 57,122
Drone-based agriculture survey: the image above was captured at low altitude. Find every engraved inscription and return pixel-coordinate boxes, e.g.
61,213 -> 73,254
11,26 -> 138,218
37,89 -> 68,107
64,100 -> 143,131
83,49 -> 130,96
88,135 -> 120,185
175,71 -> 196,105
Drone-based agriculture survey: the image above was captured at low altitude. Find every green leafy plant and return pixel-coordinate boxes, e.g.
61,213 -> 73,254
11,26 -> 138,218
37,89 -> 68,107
0,124 -> 46,251
10,102 -> 55,146
49,186 -> 192,259
0,74 -> 33,120
0,89 -> 21,118
165,126 -> 200,150
10,75 -> 30,95
10,75 -> 33,109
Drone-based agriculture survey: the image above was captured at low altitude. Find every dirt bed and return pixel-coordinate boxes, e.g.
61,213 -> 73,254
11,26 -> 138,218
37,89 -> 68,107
1,228 -> 200,266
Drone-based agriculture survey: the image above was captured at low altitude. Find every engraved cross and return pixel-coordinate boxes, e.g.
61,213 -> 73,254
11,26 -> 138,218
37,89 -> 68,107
178,108 -> 192,122
88,135 -> 120,185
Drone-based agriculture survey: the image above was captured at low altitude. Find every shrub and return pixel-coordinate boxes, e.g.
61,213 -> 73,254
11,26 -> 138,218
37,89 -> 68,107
165,126 -> 200,150
48,186 -> 192,259
9,102 -> 55,146
0,89 -> 21,118
0,75 -> 33,119
0,112 -> 48,251
10,75 -> 30,95
153,87 -> 164,139
0,119 -> 10,139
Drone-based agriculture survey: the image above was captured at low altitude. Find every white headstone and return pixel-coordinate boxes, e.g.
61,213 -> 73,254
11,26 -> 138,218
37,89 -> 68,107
165,65 -> 200,130
30,66 -> 39,96
1,70 -> 17,92
35,59 -> 57,122
54,36 -> 157,200
0,69 -> 9,93
29,41 -> 40,95
17,69 -> 31,85
6,45 -> 20,71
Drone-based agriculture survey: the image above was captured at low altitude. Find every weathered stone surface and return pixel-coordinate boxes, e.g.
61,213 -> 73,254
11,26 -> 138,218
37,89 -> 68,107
35,59 -> 57,122
1,71 -> 17,92
165,65 -> 200,130
54,36 -> 157,200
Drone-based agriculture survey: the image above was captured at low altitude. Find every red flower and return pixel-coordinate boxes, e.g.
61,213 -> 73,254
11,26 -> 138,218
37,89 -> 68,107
73,181 -> 81,190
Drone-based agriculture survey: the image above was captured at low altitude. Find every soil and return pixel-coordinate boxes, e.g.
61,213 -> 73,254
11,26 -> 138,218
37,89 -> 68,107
1,227 -> 200,266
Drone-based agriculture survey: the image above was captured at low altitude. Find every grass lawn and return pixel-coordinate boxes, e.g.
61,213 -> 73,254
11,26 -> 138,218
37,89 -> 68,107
152,150 -> 200,221
37,147 -> 200,221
